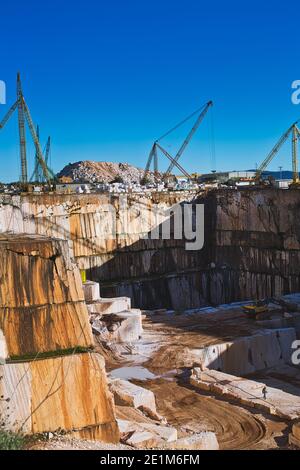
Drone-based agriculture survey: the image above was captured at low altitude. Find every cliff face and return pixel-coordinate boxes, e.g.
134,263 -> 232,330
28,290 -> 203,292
0,234 -> 93,357
0,233 -> 119,442
0,189 -> 300,310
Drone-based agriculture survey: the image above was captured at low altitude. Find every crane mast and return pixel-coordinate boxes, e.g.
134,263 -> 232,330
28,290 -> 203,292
45,136 -> 51,166
0,73 -> 55,188
292,125 -> 299,183
22,96 -> 55,186
255,120 -> 300,185
255,123 -> 296,181
17,73 -> 28,184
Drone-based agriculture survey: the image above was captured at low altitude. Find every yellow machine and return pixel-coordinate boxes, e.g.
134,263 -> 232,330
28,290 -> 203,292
243,302 -> 269,317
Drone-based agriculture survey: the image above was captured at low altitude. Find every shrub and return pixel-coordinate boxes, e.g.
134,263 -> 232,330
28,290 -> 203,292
0,431 -> 25,450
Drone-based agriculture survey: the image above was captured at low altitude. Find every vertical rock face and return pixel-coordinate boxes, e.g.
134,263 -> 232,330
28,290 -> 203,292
0,353 -> 119,442
0,189 -> 300,309
0,234 -> 119,443
0,234 -> 93,357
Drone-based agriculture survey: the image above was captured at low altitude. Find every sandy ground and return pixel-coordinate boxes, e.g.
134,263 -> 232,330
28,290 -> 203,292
142,307 -> 264,371
137,377 -> 289,450
117,307 -> 293,450
28,437 -> 132,450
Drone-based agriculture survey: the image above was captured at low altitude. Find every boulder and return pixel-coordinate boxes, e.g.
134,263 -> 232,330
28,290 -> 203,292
110,379 -> 160,419
118,418 -> 177,448
92,310 -> 142,343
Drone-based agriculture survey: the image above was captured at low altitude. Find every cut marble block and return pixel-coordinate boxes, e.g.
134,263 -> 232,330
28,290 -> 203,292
82,280 -> 100,302
87,296 -> 131,315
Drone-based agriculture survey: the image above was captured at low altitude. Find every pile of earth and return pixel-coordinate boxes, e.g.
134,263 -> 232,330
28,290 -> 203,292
57,161 -> 158,184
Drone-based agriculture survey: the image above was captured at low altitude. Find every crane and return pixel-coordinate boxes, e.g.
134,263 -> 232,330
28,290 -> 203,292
255,120 -> 300,185
143,101 -> 213,182
155,143 -> 192,179
165,100 -> 213,176
0,73 -> 55,189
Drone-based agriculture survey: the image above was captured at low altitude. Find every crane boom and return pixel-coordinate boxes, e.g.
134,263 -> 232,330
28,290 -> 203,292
165,100 -> 213,175
255,122 -> 298,181
156,143 -> 192,179
0,99 -> 19,130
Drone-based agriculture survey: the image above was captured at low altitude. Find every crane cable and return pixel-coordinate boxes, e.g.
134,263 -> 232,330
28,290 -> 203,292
155,102 -> 208,143
209,105 -> 216,172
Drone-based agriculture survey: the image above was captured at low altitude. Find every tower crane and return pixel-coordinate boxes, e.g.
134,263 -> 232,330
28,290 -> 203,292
0,73 -> 55,189
255,120 -> 300,185
143,101 -> 213,182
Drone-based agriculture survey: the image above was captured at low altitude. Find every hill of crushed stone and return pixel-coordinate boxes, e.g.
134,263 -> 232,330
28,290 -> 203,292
57,161 -> 156,184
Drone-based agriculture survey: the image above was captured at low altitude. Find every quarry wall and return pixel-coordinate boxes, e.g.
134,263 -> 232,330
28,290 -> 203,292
0,189 -> 300,310
0,234 -> 119,442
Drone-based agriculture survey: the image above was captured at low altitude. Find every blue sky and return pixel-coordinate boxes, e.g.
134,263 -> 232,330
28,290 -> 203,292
0,0 -> 299,182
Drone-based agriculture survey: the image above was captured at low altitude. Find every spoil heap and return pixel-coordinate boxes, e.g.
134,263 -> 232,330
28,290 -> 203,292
58,161 -> 158,184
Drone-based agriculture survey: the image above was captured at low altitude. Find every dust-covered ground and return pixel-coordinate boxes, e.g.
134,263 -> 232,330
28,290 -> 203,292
30,304 -> 298,450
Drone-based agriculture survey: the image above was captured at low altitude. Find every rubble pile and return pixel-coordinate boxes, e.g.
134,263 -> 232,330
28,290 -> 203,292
58,160 -> 159,184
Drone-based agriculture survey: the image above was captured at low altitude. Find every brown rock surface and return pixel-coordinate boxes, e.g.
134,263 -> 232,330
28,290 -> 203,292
0,234 -> 93,357
0,353 -> 119,442
1,189 -> 300,310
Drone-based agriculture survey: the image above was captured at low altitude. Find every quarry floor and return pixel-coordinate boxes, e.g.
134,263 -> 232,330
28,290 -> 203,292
31,302 -> 298,450
106,304 -> 298,450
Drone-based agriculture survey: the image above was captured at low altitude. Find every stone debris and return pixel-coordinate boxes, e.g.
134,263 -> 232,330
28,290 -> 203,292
117,418 -> 177,448
161,432 -> 219,450
191,368 -> 300,421
110,378 -> 162,421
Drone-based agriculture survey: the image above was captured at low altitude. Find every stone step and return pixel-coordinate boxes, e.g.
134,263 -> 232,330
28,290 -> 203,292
87,296 -> 131,315
191,368 -> 300,421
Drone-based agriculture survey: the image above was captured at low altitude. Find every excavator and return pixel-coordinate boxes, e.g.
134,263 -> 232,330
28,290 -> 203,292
243,300 -> 269,318
243,296 -> 297,319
